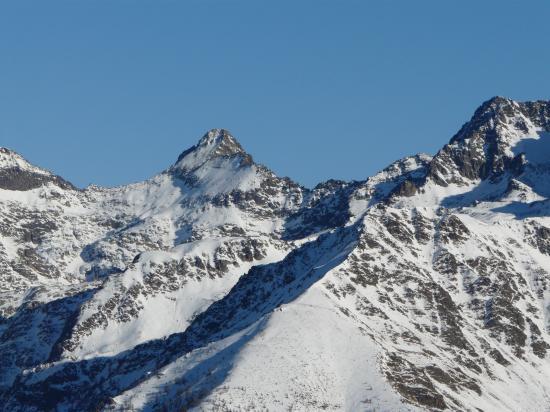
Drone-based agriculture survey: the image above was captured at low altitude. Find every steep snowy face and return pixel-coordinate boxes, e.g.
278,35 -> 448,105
168,128 -> 257,195
173,128 -> 250,172
2,99 -> 550,412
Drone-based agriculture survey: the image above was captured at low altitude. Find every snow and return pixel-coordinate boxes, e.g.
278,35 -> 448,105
114,287 -> 415,412
69,240 -> 291,359
512,131 -> 550,165
0,147 -> 50,175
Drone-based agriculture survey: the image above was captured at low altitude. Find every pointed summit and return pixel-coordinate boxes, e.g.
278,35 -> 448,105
169,128 -> 255,192
428,97 -> 550,185
474,95 -> 515,114
195,128 -> 245,157
450,97 -> 550,145
173,129 -> 253,173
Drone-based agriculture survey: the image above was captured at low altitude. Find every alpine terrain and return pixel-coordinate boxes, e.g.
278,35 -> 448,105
1,97 -> 550,411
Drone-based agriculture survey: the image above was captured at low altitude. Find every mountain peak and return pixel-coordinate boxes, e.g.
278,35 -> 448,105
449,97 -> 518,144
197,128 -> 241,152
0,147 -> 35,171
172,129 -> 253,176
452,97 -> 550,141
477,95 -> 515,111
428,97 -> 550,185
0,147 -> 76,191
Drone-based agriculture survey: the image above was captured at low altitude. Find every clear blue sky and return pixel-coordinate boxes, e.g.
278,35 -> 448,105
1,1 -> 549,188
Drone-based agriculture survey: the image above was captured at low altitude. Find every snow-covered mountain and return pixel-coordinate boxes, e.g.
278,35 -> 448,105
1,98 -> 550,411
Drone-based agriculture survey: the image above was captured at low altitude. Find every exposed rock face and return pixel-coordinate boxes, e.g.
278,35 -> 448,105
1,99 -> 550,411
428,97 -> 550,186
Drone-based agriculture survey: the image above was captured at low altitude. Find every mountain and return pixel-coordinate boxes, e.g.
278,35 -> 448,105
1,98 -> 550,411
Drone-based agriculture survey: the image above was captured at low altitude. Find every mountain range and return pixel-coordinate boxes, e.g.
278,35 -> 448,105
1,97 -> 550,411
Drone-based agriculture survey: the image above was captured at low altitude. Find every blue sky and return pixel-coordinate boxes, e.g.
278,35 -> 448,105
1,1 -> 549,188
